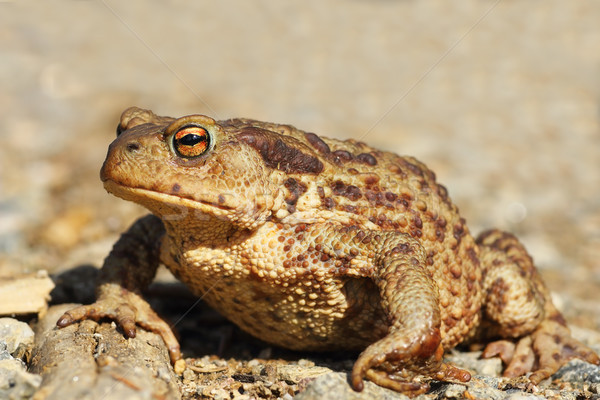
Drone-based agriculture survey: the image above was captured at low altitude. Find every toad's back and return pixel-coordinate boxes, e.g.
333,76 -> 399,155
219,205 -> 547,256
210,117 -> 484,349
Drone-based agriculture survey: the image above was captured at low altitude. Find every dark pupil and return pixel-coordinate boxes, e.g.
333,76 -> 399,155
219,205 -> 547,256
179,134 -> 204,146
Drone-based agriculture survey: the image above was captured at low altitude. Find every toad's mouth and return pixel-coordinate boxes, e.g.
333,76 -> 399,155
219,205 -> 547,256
102,179 -> 234,215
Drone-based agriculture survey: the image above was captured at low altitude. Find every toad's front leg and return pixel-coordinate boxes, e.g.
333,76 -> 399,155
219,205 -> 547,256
56,214 -> 181,362
342,230 -> 471,394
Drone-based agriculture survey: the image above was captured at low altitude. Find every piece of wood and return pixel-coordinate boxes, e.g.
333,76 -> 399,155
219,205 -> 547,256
30,304 -> 181,400
0,271 -> 54,315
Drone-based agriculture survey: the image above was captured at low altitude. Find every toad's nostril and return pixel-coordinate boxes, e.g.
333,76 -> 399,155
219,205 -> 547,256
126,142 -> 140,152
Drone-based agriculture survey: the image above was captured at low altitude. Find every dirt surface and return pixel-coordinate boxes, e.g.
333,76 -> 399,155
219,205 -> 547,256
1,1 -> 600,399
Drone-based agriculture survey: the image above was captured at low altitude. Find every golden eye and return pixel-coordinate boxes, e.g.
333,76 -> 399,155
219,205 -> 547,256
172,124 -> 211,158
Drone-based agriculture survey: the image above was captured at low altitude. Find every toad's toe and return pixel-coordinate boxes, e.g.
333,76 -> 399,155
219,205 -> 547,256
483,320 -> 599,384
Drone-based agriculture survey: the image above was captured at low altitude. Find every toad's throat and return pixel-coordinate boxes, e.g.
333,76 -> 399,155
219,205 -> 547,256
102,179 -> 233,215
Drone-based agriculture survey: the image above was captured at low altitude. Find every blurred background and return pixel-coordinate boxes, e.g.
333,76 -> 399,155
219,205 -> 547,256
1,1 -> 599,328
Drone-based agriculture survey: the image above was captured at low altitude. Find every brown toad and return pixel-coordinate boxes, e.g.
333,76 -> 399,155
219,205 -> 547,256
58,107 -> 599,394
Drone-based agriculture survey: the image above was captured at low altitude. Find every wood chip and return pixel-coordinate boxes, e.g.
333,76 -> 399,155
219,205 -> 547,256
0,271 -> 54,315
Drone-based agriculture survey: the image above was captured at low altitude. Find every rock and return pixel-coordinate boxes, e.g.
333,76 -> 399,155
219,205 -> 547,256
553,359 -> 600,383
276,363 -> 333,383
293,372 -> 408,400
444,350 -> 503,377
0,357 -> 42,400
551,357 -> 600,398
0,318 -> 35,361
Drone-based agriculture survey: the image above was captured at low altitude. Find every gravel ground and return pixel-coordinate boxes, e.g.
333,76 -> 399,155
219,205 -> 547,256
1,0 -> 600,398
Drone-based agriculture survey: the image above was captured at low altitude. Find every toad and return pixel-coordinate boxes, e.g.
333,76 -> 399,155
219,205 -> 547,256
58,107 -> 599,394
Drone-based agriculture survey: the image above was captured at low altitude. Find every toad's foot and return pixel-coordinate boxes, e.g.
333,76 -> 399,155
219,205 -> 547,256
351,329 -> 471,395
56,283 -> 181,363
482,319 -> 600,384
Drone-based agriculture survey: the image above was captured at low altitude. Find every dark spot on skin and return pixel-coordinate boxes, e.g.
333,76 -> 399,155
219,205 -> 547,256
363,174 -> 380,186
171,183 -> 181,193
467,247 -> 479,268
414,216 -> 423,229
518,354 -> 529,363
332,180 -> 362,201
384,192 -> 397,202
218,194 -> 226,204
488,277 -> 510,312
444,317 -> 457,328
402,160 -> 424,177
317,186 -> 325,198
549,313 -> 567,326
553,335 -> 565,346
391,243 -> 410,254
304,132 -> 331,154
365,190 -> 385,206
389,164 -> 406,178
437,184 -> 449,201
436,217 -> 447,229
467,278 -> 474,291
237,127 -> 323,174
425,169 -> 436,182
436,230 -> 445,242
450,265 -> 462,279
426,251 -> 434,265
453,220 -> 466,243
343,204 -> 358,213
332,150 -> 354,163
284,178 -> 307,205
322,197 -> 336,209
356,152 -> 377,166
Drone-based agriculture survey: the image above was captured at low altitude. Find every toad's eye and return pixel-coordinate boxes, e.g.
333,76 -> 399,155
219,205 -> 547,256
172,124 -> 211,158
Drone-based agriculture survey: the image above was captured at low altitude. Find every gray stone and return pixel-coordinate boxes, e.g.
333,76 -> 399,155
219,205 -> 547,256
444,350 -> 503,377
293,372 -> 408,400
0,358 -> 42,400
553,359 -> 600,383
0,318 -> 34,361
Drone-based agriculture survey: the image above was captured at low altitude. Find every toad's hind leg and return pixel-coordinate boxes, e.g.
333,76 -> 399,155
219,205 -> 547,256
348,230 -> 471,394
477,229 -> 599,383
